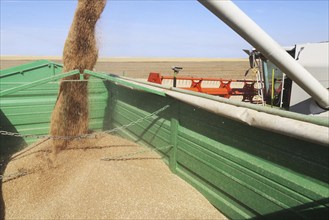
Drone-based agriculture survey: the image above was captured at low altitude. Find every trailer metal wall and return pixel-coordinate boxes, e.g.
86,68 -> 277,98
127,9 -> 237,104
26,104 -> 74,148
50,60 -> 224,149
106,81 -> 328,219
1,62 -> 328,219
0,61 -> 108,155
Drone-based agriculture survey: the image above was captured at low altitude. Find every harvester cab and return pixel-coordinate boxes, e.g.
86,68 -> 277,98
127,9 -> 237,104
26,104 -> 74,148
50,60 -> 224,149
247,42 -> 329,115
244,48 -> 292,110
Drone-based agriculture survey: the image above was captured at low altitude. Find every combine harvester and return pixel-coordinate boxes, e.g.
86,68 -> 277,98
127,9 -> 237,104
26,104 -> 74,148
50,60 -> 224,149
148,41 -> 329,114
1,0 -> 328,219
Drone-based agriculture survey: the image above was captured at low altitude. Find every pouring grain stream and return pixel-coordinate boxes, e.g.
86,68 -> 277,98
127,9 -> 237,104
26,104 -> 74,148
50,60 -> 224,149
50,0 -> 107,154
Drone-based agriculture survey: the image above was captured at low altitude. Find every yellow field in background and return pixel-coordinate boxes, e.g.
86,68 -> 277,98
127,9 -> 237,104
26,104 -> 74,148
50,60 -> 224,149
0,56 -> 249,79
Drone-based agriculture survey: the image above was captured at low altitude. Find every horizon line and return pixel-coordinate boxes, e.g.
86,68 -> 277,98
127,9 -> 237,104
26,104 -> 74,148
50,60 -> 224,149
0,56 -> 248,62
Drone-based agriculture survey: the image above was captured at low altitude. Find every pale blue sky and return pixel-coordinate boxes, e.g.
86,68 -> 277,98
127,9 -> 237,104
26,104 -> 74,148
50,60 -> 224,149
1,0 -> 328,58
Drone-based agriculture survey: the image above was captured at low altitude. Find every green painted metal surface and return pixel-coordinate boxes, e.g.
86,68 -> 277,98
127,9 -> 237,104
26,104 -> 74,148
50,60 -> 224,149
1,61 -> 328,219
84,70 -> 166,97
0,60 -> 63,89
0,70 -> 80,97
0,61 -> 108,155
105,80 -> 329,219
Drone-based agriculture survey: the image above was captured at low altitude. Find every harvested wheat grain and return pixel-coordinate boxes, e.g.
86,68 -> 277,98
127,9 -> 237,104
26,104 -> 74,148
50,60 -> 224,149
3,134 -> 226,219
50,0 -> 106,153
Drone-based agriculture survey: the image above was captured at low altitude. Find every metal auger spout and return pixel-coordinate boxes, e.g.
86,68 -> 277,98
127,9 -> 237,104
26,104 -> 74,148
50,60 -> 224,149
198,0 -> 329,109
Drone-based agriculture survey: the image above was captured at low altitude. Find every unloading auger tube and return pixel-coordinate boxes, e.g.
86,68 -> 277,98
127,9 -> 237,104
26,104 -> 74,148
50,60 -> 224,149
198,0 -> 329,109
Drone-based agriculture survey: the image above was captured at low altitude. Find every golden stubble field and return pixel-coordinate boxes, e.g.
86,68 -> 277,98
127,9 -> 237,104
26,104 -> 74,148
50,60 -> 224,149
0,56 -> 250,79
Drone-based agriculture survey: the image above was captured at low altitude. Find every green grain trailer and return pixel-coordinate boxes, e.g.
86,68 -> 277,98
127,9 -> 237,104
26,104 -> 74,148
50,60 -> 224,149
1,61 -> 328,219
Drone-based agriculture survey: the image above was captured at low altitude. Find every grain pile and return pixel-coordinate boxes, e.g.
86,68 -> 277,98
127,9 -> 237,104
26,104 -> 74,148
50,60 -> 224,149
2,134 -> 226,219
50,0 -> 106,153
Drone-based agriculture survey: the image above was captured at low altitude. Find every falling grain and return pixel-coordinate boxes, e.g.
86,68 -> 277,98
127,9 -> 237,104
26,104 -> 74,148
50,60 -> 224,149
50,0 -> 107,154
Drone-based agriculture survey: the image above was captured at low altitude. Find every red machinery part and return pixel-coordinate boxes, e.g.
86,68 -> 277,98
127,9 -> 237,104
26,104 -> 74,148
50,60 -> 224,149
147,72 -> 259,102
